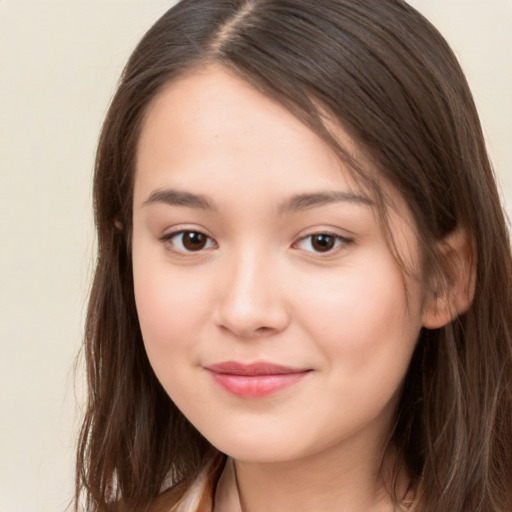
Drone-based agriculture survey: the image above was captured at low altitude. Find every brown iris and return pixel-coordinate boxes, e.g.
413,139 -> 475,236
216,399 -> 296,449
181,231 -> 208,251
310,234 -> 336,252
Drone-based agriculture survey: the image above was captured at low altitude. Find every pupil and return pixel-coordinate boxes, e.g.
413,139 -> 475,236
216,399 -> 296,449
312,234 -> 335,252
183,231 -> 206,251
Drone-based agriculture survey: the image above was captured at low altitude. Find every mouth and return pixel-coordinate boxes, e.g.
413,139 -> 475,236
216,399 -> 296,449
204,361 -> 311,398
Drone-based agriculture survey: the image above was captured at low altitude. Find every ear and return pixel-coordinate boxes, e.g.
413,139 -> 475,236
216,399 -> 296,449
114,219 -> 124,231
422,228 -> 476,329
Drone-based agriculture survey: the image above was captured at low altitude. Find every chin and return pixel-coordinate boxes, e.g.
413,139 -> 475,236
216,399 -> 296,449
202,428 -> 301,464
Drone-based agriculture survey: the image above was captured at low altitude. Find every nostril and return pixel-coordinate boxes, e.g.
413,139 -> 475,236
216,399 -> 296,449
218,320 -> 282,339
254,326 -> 273,335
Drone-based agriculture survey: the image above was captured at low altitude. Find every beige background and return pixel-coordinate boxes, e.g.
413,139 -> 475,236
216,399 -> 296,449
0,1 -> 510,511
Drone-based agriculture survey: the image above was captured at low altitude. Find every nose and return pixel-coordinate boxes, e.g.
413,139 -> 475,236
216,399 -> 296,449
214,249 -> 290,339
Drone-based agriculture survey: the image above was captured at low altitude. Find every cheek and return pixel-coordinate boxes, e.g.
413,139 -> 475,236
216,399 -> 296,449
294,253 -> 422,379
132,253 -> 214,365
291,261 -> 422,439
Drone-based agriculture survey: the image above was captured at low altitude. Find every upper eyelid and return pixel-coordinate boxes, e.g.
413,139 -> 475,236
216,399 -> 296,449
294,226 -> 355,242
298,231 -> 352,240
160,226 -> 214,239
160,228 -> 215,242
295,232 -> 353,246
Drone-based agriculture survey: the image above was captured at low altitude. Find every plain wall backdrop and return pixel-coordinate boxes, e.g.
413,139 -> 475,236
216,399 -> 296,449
0,1 -> 510,511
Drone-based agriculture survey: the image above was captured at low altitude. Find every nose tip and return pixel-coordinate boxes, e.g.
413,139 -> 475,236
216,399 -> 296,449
214,258 -> 290,339
216,288 -> 290,339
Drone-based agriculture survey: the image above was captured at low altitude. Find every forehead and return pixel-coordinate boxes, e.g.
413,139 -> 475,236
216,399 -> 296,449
136,67 -> 367,198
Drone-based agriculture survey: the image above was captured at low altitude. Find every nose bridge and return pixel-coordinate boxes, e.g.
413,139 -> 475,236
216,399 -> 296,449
215,243 -> 288,337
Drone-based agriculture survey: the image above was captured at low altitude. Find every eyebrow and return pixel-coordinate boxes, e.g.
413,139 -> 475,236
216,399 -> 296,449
279,191 -> 373,213
142,188 -> 372,212
143,189 -> 215,210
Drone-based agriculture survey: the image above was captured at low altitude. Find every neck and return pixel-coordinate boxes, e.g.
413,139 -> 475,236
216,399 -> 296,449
232,433 -> 403,512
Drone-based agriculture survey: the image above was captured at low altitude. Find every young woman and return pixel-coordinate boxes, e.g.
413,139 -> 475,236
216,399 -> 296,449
75,1 -> 512,511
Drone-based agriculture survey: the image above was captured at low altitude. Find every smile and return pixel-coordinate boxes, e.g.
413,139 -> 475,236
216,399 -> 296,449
204,361 -> 311,398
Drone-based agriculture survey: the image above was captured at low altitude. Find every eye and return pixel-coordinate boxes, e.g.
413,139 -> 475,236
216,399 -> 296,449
162,230 -> 216,253
295,233 -> 351,254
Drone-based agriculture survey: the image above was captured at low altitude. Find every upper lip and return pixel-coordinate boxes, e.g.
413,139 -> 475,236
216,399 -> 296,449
204,361 -> 309,376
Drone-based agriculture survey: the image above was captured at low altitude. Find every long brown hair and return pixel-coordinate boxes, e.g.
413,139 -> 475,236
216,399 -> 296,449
76,1 -> 512,511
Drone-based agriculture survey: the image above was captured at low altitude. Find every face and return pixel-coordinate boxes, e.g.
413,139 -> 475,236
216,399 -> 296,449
132,67 -> 431,465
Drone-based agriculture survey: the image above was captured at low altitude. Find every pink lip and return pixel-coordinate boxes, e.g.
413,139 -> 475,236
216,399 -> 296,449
204,361 -> 310,398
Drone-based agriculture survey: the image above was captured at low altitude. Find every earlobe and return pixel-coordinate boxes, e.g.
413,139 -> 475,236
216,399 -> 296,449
422,228 -> 476,329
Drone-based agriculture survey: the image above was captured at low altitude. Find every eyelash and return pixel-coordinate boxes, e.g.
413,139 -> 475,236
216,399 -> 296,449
160,230 -> 217,253
294,232 -> 353,254
160,230 -> 353,255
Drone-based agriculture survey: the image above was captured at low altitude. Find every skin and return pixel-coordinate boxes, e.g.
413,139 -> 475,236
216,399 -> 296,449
132,66 -> 441,511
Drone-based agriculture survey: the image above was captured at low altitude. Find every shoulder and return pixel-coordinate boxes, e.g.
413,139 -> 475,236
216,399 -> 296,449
108,479 -> 192,512
110,454 -> 225,512
152,454 -> 226,512
149,480 -> 191,512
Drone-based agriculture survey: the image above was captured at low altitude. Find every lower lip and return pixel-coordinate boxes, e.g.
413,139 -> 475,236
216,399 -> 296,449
208,371 -> 309,398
